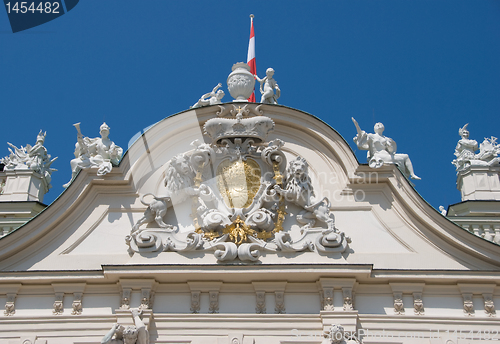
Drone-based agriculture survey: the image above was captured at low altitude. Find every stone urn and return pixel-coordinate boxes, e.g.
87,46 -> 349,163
227,62 -> 255,101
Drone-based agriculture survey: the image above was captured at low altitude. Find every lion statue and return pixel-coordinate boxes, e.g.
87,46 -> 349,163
274,156 -> 335,230
131,153 -> 199,233
131,193 -> 173,233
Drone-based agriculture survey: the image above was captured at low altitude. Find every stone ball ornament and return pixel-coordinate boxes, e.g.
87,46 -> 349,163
227,62 -> 256,101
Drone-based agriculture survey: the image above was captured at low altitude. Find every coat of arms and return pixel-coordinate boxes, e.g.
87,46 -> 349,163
126,105 -> 350,262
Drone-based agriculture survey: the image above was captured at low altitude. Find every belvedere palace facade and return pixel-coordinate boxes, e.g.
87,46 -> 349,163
0,63 -> 499,344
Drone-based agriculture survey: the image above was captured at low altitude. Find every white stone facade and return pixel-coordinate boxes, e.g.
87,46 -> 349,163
0,104 -> 499,344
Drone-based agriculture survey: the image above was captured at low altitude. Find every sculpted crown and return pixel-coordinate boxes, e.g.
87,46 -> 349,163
203,107 -> 274,144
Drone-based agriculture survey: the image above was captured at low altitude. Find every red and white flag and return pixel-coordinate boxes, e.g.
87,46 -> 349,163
247,14 -> 256,102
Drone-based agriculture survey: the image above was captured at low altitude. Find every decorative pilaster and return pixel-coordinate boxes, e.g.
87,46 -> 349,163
393,292 -> 404,315
190,291 -> 201,314
483,293 -> 496,317
390,283 -> 424,316
53,292 -> 64,315
413,292 -> 424,315
118,279 -> 157,310
71,292 -> 83,315
5,293 -> 17,316
342,287 -> 353,311
463,293 -> 474,316
275,291 -> 285,314
209,290 -> 219,314
321,287 -> 334,311
458,284 -> 496,318
187,281 -> 222,314
252,281 -> 286,314
120,288 -> 131,309
319,278 -> 356,312
139,288 -> 154,310
255,291 -> 266,314
51,283 -> 85,316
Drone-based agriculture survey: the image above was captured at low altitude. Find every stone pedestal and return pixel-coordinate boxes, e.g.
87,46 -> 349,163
0,169 -> 49,203
456,166 -> 500,201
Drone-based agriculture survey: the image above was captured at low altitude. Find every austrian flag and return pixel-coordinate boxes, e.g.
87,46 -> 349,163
247,14 -> 256,102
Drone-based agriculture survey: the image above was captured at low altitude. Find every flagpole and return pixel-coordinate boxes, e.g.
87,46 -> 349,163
247,14 -> 256,102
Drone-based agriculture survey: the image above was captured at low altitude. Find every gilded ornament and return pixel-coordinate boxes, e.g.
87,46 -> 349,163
217,159 -> 261,209
223,216 -> 256,245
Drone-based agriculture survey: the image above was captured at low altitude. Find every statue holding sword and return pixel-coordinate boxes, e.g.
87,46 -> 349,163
352,118 -> 420,180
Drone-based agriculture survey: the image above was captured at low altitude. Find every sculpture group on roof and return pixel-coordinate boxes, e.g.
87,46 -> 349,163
351,118 -> 421,180
452,123 -> 500,172
0,130 -> 57,188
255,67 -> 280,104
195,62 -> 280,107
191,83 -> 225,108
63,122 -> 123,188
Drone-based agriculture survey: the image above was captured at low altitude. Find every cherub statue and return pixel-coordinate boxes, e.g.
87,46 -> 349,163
352,118 -> 420,180
452,123 -> 500,171
255,68 -> 280,104
101,309 -> 148,344
191,83 -> 225,108
64,122 -> 123,187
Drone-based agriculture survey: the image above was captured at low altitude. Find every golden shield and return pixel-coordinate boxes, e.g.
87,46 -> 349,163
216,159 -> 261,209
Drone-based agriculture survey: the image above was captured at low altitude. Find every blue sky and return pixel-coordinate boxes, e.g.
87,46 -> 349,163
1,1 -> 499,211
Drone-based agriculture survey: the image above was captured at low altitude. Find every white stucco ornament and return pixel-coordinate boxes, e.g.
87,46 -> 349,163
0,130 -> 57,189
227,62 -> 256,101
255,67 -> 280,104
452,123 -> 500,172
191,83 -> 225,108
127,104 -> 351,262
101,309 -> 148,344
352,118 -> 420,180
322,324 -> 361,344
64,122 -> 123,187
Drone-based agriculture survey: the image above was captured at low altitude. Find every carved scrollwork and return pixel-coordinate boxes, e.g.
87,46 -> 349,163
246,208 -> 275,231
211,240 -> 238,262
315,229 -> 350,253
126,230 -> 163,252
262,139 -> 286,171
238,242 -> 263,262
274,232 -> 313,252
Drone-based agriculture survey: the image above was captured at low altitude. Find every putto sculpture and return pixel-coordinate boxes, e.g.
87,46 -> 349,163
101,309 -> 148,344
64,122 -> 123,187
452,123 -> 500,172
255,67 -> 280,104
1,130 -> 57,188
352,118 -> 420,180
191,83 -> 225,108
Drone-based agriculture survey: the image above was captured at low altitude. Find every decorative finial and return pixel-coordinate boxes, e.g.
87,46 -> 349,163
250,14 -> 254,19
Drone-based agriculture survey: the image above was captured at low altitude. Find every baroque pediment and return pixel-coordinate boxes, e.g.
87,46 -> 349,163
2,103 -> 500,272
